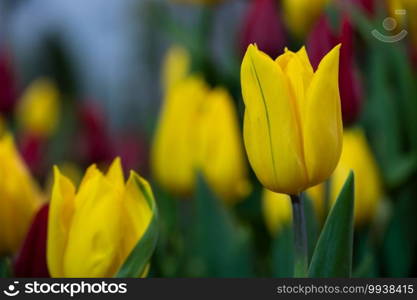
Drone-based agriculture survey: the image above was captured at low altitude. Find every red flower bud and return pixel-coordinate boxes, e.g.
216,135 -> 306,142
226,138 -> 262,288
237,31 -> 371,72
240,0 -> 286,58
307,15 -> 362,125
0,50 -> 17,114
14,204 -> 50,277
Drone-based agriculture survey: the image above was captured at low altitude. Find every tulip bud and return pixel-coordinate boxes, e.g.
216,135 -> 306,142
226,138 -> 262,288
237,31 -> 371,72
152,75 -> 250,202
14,204 -> 50,277
47,157 -> 154,277
281,0 -> 329,38
197,88 -> 251,203
151,76 -> 208,196
240,0 -> 286,58
307,15 -> 362,125
16,78 -> 60,138
0,134 -> 43,256
162,45 -> 191,93
307,128 -> 383,226
262,190 -> 292,236
241,44 -> 342,195
0,50 -> 17,114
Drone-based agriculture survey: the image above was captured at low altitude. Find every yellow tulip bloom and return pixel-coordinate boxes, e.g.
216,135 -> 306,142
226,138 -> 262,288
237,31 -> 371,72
152,76 -> 250,202
241,44 -> 342,195
197,87 -> 251,203
262,189 -> 292,236
307,128 -> 383,226
162,45 -> 191,92
282,0 -> 329,38
16,78 -> 60,137
0,133 -> 43,255
47,158 -> 153,277
151,76 -> 208,196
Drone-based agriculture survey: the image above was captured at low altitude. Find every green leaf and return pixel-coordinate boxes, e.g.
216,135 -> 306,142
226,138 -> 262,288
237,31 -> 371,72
308,172 -> 355,277
115,175 -> 159,278
0,257 -> 11,278
194,174 -> 252,277
382,185 -> 417,277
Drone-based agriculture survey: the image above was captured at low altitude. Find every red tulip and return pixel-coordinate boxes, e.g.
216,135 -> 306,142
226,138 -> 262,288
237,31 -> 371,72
307,14 -> 362,125
240,0 -> 286,58
77,101 -> 114,165
14,204 -> 50,277
0,50 -> 17,114
18,133 -> 46,178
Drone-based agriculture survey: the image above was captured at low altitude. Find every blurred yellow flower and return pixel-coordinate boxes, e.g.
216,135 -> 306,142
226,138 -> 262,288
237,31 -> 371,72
282,0 -> 329,38
241,44 -> 342,195
307,128 -> 383,226
47,158 -> 153,277
0,133 -> 43,255
16,78 -> 60,138
262,190 -> 292,236
197,87 -> 251,204
152,76 -> 208,196
152,76 -> 250,202
162,45 -> 191,92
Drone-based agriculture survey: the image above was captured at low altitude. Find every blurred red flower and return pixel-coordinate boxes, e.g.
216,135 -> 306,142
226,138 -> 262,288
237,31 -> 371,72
307,14 -> 363,125
240,0 -> 286,58
14,204 -> 50,277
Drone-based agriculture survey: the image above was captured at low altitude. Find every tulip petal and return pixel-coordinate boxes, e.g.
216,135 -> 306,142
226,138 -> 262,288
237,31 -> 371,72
63,174 -> 123,277
303,44 -> 343,186
106,157 -> 125,188
120,171 -> 153,264
241,44 -> 306,194
47,167 -> 76,277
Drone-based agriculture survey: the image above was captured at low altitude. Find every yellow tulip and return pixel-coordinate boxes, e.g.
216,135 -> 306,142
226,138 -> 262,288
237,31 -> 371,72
241,44 -> 342,195
47,157 -> 153,277
262,189 -> 292,236
151,76 -> 208,196
16,78 -> 60,137
152,75 -> 250,202
162,45 -> 191,92
197,87 -> 251,203
0,133 -> 43,255
307,128 -> 383,226
282,0 -> 329,38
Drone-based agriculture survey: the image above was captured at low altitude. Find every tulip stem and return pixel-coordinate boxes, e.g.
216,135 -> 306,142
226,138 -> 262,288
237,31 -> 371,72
290,193 -> 308,277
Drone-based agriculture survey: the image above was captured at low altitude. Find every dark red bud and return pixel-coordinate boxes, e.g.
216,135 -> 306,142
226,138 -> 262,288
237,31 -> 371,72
0,49 -> 17,114
240,0 -> 286,58
307,14 -> 362,125
14,204 -> 50,277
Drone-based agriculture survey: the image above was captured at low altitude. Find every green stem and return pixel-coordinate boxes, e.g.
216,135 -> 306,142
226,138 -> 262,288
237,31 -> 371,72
290,193 -> 308,277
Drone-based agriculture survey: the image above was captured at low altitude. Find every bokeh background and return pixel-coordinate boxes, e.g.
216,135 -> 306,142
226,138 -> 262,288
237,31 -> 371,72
1,0 -> 417,277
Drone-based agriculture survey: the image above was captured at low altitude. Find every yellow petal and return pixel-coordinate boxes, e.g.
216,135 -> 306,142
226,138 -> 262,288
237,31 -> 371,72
0,133 -> 43,255
241,44 -> 307,194
151,76 -> 208,195
262,189 -> 292,236
330,128 -> 382,226
303,44 -> 343,187
106,157 -> 125,188
63,173 -> 123,277
119,171 -> 153,264
197,87 -> 250,203
47,167 -> 76,277
162,45 -> 191,92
